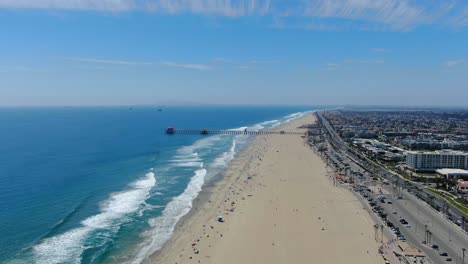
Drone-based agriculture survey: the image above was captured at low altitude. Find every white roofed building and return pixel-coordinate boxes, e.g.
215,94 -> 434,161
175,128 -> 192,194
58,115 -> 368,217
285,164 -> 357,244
406,150 -> 468,171
436,169 -> 468,179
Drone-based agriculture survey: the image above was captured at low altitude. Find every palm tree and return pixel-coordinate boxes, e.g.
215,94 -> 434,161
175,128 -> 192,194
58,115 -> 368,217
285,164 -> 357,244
447,178 -> 457,193
443,202 -> 450,217
318,144 -> 327,152
462,216 -> 467,232
435,176 -> 444,189
427,194 -> 436,208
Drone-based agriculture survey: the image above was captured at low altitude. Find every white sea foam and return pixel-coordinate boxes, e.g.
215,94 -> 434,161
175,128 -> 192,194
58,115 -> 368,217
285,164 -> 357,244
126,111 -> 313,263
212,139 -> 236,168
132,169 -> 207,264
284,112 -> 303,119
259,119 -> 279,125
172,161 -> 204,168
168,158 -> 202,163
248,124 -> 264,131
284,111 -> 307,123
228,126 -> 249,131
173,153 -> 198,159
270,122 -> 281,128
131,137 -> 238,263
178,136 -> 221,155
31,172 -> 156,264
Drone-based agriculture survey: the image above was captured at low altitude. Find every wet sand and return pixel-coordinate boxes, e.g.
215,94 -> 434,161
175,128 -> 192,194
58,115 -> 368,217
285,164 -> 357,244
150,113 -> 384,264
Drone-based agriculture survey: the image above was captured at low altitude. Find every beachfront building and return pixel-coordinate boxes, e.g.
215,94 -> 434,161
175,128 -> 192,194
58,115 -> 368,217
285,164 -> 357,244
436,168 -> 468,180
396,241 -> 427,264
402,139 -> 468,151
406,150 -> 468,172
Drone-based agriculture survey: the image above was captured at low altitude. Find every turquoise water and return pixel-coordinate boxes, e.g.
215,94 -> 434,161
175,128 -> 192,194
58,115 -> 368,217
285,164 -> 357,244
0,106 -> 317,263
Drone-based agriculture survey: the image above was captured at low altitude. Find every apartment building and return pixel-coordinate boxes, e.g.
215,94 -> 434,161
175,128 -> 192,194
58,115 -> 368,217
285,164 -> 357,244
406,150 -> 468,171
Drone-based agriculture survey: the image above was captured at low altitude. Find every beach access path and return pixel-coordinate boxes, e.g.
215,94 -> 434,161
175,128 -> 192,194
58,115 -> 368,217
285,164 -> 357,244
150,113 -> 385,264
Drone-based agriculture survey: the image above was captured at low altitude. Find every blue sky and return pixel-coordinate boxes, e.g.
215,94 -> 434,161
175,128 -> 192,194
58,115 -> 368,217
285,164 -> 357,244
1,0 -> 467,106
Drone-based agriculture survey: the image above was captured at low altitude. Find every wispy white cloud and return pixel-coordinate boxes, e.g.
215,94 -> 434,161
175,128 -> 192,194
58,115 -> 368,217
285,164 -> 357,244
325,59 -> 385,70
65,56 -> 276,71
66,57 -> 212,70
65,57 -> 154,65
371,48 -> 392,53
325,62 -> 340,70
238,65 -> 251,70
146,0 -> 271,16
302,0 -> 426,30
444,59 -> 465,67
450,6 -> 468,27
0,65 -> 47,73
301,23 -> 346,31
0,0 -> 271,15
209,57 -> 278,70
0,0 -> 137,12
0,0 -> 466,30
278,0 -> 466,31
211,57 -> 234,63
162,61 -> 212,70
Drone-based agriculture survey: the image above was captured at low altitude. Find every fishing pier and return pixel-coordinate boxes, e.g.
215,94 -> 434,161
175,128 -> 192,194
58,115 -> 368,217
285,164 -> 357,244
166,127 -> 304,136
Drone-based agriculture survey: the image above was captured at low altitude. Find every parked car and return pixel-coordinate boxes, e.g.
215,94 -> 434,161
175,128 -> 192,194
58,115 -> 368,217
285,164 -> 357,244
432,244 -> 439,249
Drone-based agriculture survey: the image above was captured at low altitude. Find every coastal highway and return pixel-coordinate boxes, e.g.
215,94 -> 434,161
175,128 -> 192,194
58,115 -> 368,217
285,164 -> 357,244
355,172 -> 467,264
379,185 -> 468,263
316,111 -> 467,232
316,111 -> 468,264
356,184 -> 442,264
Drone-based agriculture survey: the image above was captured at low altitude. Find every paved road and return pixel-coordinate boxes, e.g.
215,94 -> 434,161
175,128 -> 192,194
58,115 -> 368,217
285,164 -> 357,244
378,185 -> 468,264
353,185 -> 437,264
334,150 -> 468,263
316,111 -> 468,264
334,152 -> 468,263
317,111 -> 467,231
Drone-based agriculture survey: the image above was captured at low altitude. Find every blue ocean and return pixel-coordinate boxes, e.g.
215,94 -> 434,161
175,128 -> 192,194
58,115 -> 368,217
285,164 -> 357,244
0,106 -> 317,264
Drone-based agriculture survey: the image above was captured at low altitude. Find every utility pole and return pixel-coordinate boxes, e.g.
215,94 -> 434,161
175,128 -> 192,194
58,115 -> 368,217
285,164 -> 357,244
380,225 -> 384,243
427,230 -> 432,246
425,230 -> 428,245
462,248 -> 465,264
424,225 -> 428,244
374,224 -> 379,242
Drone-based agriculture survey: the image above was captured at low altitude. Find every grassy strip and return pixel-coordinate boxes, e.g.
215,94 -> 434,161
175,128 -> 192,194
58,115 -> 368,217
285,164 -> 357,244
428,189 -> 468,214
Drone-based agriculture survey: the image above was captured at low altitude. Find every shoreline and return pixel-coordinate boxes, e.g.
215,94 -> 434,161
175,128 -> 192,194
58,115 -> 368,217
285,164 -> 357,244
148,113 -> 385,264
146,118 -> 288,262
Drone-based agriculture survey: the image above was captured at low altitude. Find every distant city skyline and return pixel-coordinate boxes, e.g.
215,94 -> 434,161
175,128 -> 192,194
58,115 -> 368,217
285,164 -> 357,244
1,0 -> 467,106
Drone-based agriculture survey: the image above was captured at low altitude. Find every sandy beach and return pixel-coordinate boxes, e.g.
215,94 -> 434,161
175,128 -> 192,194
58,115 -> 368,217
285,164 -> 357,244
150,113 -> 385,264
